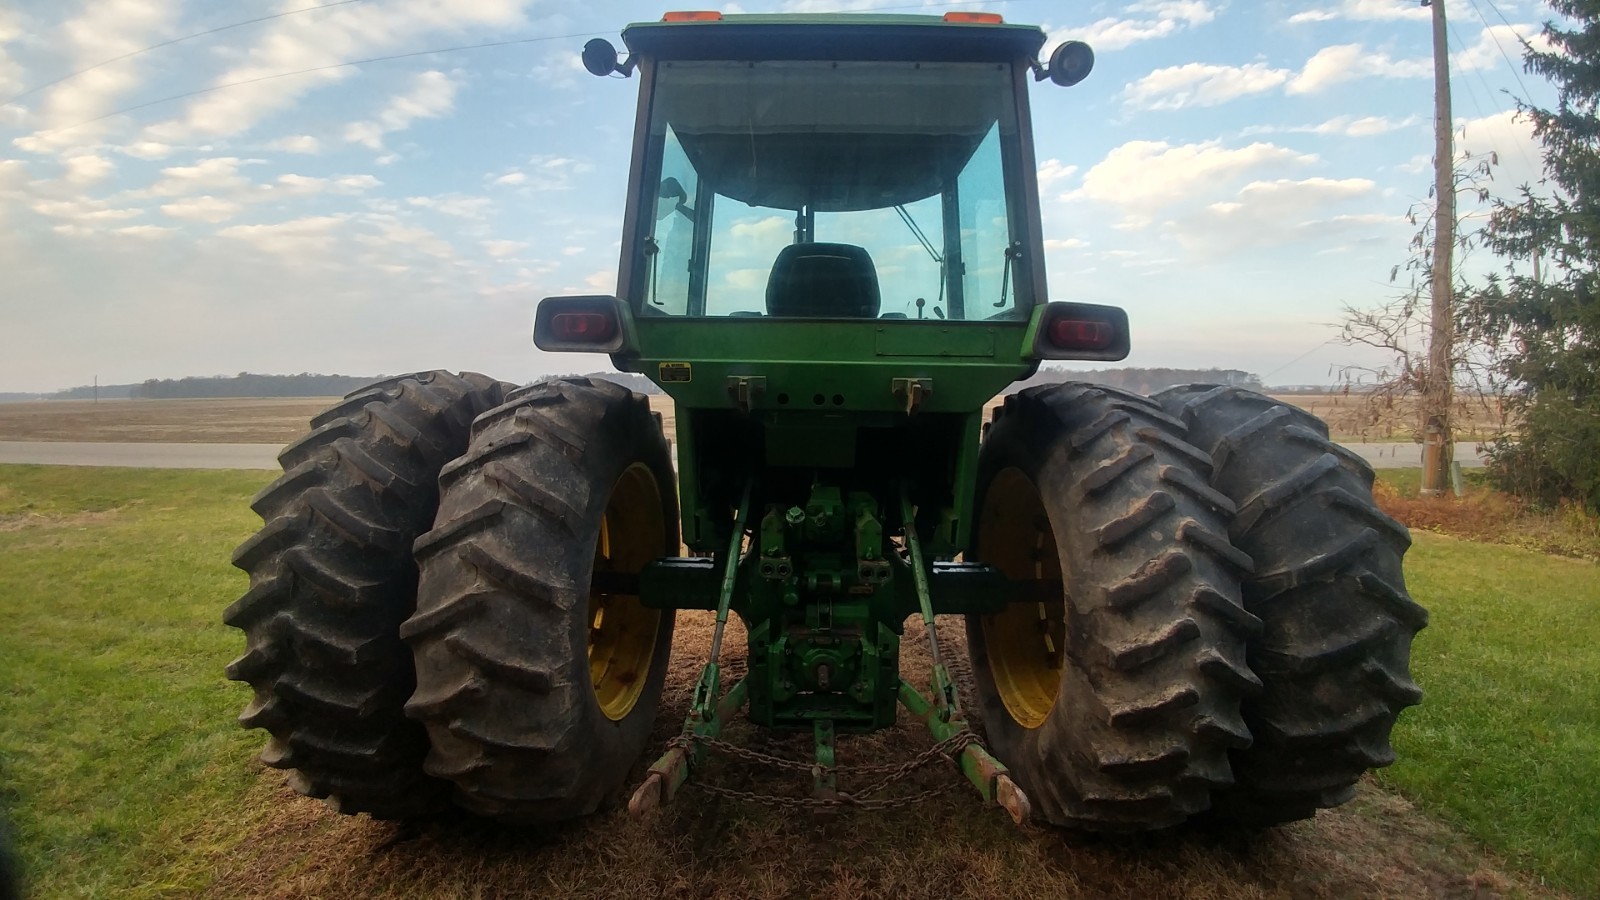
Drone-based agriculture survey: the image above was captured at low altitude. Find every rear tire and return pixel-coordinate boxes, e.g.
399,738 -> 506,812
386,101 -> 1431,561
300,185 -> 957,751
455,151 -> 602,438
225,371 -> 512,818
965,383 -> 1260,830
403,378 -> 679,823
1155,385 -> 1427,824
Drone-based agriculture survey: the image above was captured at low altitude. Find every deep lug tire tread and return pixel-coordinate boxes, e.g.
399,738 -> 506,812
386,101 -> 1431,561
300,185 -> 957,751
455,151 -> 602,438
1155,384 -> 1426,825
967,382 -> 1257,830
403,378 -> 679,823
225,370 -> 512,818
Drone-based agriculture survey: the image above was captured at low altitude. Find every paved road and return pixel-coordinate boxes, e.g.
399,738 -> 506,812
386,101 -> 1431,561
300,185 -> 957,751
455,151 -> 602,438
0,441 -> 281,470
1343,441 -> 1487,469
0,440 -> 1487,471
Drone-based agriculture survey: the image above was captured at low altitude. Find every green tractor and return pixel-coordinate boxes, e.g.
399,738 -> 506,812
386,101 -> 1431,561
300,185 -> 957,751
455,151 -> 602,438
225,11 -> 1426,831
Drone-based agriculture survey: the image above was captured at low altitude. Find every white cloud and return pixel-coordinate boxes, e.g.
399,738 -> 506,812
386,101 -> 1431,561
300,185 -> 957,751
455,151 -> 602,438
113,224 -> 174,238
1288,0 -> 1428,24
32,198 -> 144,222
1036,159 -> 1079,190
1066,140 -> 1319,227
497,156 -> 594,191
0,7 -> 28,96
277,174 -> 327,196
356,217 -> 456,261
1125,62 -> 1290,110
118,140 -> 173,160
345,70 -> 459,150
583,268 -> 615,292
1172,177 -> 1387,255
63,154 -> 115,185
220,214 -> 348,255
1242,115 -> 1420,138
407,194 -> 492,218
14,0 -> 178,153
140,156 -> 255,197
160,195 -> 240,223
267,135 -> 322,154
1044,237 -> 1089,250
1319,114 -> 1419,137
1073,1 -> 1217,52
1453,23 -> 1554,73
482,239 -> 526,258
335,174 -> 381,192
0,158 -> 27,190
1287,44 -> 1430,94
143,1 -> 525,143
1455,109 -> 1543,202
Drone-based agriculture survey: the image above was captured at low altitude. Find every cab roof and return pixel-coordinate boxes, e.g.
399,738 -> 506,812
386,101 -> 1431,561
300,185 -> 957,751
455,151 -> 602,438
621,13 -> 1046,63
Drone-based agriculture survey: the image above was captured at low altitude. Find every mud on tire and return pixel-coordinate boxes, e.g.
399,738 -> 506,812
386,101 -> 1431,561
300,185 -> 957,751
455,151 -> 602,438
1155,385 -> 1427,825
225,371 -> 512,818
402,377 -> 679,823
965,383 -> 1261,830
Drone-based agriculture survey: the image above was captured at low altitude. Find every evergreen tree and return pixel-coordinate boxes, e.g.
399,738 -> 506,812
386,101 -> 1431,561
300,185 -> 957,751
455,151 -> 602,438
1474,1 -> 1600,510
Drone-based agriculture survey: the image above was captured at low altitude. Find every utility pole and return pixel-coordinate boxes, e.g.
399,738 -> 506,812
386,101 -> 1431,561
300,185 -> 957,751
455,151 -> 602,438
1422,0 -> 1455,496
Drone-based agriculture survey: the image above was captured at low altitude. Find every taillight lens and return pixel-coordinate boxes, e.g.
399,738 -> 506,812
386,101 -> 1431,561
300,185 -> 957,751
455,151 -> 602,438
1048,318 -> 1113,351
551,312 -> 616,343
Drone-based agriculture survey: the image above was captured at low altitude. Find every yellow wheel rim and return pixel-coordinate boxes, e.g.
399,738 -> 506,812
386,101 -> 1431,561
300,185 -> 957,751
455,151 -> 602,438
977,467 -> 1066,729
588,462 -> 666,721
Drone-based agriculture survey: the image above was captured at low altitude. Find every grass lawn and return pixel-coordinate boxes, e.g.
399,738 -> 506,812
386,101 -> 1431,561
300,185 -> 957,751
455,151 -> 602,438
1380,533 -> 1600,893
0,465 -> 1594,896
0,465 -> 271,896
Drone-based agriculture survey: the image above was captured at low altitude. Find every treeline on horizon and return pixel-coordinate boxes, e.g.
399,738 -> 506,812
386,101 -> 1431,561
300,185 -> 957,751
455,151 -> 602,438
5,367 -> 1284,403
1013,366 -> 1265,395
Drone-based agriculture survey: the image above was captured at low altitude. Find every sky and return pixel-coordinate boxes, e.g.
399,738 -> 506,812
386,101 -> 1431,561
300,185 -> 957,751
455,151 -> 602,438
0,0 -> 1564,393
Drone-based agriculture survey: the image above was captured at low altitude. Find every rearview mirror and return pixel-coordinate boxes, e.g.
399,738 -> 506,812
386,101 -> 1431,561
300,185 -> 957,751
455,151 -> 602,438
582,39 -> 635,78
1046,41 -> 1094,87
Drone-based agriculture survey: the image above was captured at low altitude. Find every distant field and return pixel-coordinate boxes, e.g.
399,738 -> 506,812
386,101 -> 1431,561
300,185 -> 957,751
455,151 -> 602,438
0,397 -> 338,444
0,390 -> 1491,446
1276,391 -> 1509,442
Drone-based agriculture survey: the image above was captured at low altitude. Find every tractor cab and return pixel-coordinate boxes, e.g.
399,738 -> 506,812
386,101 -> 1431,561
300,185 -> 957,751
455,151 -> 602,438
539,11 -> 1118,555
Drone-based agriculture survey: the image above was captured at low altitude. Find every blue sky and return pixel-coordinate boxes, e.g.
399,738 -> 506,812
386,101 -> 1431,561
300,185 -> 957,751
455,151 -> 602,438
0,0 -> 1559,393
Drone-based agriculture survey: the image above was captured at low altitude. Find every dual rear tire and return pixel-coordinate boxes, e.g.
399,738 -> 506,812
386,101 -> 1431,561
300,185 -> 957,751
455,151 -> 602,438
228,375 -> 675,821
966,382 -> 1425,829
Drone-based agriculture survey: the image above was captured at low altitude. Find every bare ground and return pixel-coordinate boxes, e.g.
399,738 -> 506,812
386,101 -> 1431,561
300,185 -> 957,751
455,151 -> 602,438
192,615 -> 1557,900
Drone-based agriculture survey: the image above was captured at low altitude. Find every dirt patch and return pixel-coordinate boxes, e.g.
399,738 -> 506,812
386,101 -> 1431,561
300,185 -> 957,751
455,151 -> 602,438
0,508 -> 121,533
194,614 -> 1559,900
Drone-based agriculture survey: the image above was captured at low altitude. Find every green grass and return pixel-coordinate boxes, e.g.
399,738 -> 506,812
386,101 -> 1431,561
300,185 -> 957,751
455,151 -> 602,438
1,466 -> 1596,895
1380,533 -> 1600,893
0,465 -> 272,897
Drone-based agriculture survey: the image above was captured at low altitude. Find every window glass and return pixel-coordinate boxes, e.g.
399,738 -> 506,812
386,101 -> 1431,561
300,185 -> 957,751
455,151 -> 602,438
636,60 -> 1027,320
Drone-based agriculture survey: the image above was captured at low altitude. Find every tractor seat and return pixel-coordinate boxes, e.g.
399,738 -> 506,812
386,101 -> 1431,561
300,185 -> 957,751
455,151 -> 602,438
765,243 -> 881,318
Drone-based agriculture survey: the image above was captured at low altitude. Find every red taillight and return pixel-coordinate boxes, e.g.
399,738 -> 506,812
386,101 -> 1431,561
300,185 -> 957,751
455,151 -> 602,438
1048,318 -> 1114,351
943,12 -> 1003,24
551,312 -> 616,343
663,10 -> 722,21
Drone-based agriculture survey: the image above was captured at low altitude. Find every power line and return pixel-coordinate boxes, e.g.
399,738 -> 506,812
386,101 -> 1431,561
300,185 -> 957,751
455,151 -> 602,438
1465,0 -> 1535,106
1,0 -> 369,109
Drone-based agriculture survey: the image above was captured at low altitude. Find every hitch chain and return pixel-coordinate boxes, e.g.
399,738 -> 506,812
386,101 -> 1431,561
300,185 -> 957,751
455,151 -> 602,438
667,729 -> 982,811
